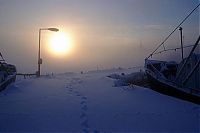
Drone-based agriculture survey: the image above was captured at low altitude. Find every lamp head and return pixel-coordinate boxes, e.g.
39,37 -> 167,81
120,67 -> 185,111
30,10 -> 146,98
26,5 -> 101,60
48,28 -> 59,32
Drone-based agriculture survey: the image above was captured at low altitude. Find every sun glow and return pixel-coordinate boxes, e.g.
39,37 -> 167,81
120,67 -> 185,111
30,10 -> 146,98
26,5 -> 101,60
49,32 -> 73,56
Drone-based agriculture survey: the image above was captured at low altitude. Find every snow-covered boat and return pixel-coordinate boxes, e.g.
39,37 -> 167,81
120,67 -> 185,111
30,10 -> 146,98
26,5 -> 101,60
145,32 -> 200,104
0,56 -> 17,91
145,52 -> 200,104
144,3 -> 200,104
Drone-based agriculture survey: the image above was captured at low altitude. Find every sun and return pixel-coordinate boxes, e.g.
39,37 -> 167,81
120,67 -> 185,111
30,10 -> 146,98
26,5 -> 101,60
49,32 -> 72,56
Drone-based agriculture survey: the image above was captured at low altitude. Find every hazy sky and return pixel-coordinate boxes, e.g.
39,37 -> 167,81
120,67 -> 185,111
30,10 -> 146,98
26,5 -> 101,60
0,0 -> 199,73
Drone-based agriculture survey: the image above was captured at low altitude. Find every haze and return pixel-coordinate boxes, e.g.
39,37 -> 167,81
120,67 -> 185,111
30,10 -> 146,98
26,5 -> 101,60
0,0 -> 199,74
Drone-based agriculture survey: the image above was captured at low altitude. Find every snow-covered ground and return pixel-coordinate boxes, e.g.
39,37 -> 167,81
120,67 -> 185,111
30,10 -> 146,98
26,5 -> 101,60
0,68 -> 199,132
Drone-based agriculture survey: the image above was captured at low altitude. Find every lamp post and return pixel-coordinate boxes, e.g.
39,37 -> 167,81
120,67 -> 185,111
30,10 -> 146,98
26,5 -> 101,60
37,28 -> 59,77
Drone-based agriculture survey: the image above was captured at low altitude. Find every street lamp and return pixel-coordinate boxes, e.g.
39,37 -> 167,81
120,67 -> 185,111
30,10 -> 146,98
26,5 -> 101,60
37,28 -> 59,77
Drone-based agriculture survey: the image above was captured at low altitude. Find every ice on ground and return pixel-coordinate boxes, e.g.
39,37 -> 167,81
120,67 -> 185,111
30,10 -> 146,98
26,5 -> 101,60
108,70 -> 148,87
0,68 -> 199,132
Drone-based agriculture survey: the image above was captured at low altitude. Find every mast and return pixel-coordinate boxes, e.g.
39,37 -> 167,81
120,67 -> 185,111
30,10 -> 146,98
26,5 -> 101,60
179,27 -> 184,60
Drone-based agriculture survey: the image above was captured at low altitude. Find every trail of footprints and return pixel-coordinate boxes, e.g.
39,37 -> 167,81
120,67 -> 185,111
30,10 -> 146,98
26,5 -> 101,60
66,80 -> 99,133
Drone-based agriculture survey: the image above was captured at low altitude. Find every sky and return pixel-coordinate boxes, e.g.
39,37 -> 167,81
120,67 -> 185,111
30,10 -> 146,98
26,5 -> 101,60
0,0 -> 199,73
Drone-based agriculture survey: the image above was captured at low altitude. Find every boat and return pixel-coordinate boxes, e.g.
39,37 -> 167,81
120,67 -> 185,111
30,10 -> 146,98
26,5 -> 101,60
145,3 -> 200,104
145,51 -> 200,104
0,53 -> 17,91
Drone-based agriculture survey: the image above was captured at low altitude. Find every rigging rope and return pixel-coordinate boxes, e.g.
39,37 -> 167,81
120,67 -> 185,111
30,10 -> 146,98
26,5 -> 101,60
146,3 -> 200,59
153,44 -> 196,55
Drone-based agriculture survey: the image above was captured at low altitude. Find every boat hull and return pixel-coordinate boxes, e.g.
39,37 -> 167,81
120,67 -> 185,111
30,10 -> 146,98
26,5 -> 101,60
146,72 -> 200,105
0,74 -> 16,92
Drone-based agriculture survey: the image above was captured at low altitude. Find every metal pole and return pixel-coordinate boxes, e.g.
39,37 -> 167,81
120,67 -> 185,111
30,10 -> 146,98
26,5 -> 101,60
38,29 -> 41,77
37,28 -> 58,77
179,27 -> 184,60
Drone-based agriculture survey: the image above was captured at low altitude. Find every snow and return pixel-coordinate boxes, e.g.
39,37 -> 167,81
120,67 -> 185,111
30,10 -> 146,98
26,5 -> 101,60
108,70 -> 146,87
0,68 -> 199,132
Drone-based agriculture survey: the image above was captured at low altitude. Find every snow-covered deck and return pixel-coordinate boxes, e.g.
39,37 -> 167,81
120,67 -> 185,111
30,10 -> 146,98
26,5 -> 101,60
0,69 -> 199,132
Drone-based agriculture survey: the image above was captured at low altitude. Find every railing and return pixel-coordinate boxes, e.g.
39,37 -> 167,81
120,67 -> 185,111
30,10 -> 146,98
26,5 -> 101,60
175,36 -> 200,82
17,73 -> 36,79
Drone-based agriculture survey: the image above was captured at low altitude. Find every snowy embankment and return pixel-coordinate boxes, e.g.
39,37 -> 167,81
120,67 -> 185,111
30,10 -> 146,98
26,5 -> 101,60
0,68 -> 199,132
107,70 -> 148,87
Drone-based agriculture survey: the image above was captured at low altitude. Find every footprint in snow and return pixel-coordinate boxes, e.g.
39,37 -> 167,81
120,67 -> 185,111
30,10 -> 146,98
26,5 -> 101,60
81,119 -> 89,128
66,84 -> 97,132
80,112 -> 87,118
81,105 -> 88,111
74,91 -> 80,95
76,94 -> 81,96
80,101 -> 86,105
81,96 -> 87,100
